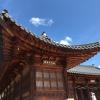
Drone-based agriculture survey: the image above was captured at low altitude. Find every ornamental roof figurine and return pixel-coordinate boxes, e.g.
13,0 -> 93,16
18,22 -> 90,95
1,9 -> 9,18
2,9 -> 8,14
41,32 -> 47,37
40,32 -> 53,44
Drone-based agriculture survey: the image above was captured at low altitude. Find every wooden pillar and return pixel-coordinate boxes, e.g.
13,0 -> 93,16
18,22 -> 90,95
85,79 -> 92,100
73,76 -> 78,100
20,72 -> 22,100
0,26 -> 4,63
32,67 -> 36,100
63,67 -> 68,99
94,79 -> 100,100
30,65 -> 35,100
80,88 -> 84,100
97,79 -> 100,94
67,75 -> 75,99
62,58 -> 69,100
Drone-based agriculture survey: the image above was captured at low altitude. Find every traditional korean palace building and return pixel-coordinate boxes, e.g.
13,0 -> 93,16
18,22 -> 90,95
0,10 -> 100,100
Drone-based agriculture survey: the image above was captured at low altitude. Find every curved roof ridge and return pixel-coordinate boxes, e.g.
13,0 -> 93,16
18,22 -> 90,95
0,9 -> 100,50
67,42 -> 100,49
78,64 -> 100,68
70,41 -> 100,46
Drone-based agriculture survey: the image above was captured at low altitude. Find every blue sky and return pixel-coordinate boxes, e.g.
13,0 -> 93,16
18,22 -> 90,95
0,0 -> 100,66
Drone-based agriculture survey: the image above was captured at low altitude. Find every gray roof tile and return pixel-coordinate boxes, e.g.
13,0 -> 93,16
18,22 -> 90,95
67,65 -> 100,75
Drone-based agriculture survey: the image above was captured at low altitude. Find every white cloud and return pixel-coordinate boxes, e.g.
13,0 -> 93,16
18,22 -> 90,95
60,36 -> 72,45
98,65 -> 100,68
29,17 -> 54,27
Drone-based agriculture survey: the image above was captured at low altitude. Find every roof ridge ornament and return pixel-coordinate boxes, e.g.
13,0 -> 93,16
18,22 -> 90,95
2,9 -> 8,14
40,32 -> 53,43
0,9 -> 9,24
41,32 -> 47,36
1,9 -> 10,18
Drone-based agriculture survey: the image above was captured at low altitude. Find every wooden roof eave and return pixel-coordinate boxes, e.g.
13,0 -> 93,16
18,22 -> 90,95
1,14 -> 100,52
1,13 -> 100,53
67,52 -> 97,69
0,11 -> 100,50
0,10 -> 100,69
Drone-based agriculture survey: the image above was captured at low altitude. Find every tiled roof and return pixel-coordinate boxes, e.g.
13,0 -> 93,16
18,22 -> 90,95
0,9 -> 100,50
67,65 -> 100,75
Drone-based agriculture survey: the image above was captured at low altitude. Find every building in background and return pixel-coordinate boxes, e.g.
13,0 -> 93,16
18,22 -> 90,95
67,65 -> 100,100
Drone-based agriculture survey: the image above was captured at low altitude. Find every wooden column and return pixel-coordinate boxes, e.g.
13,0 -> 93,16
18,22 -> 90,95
30,65 -> 36,100
80,88 -> 84,100
20,71 -> 23,100
63,66 -> 68,99
85,78 -> 92,100
62,58 -> 68,99
73,76 -> 78,100
95,79 -> 100,100
67,76 -> 75,99
0,26 -> 3,63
